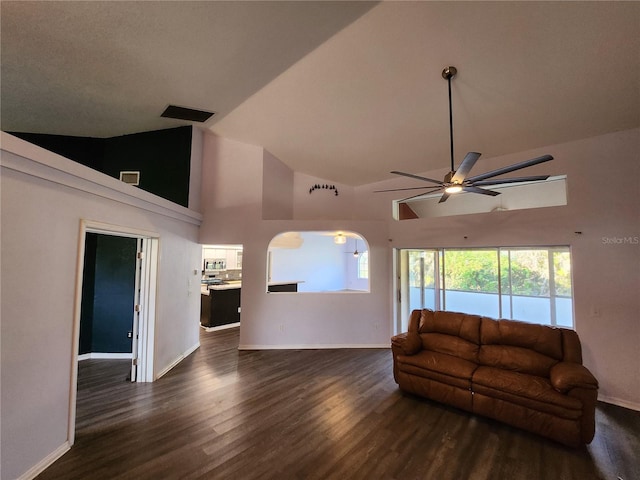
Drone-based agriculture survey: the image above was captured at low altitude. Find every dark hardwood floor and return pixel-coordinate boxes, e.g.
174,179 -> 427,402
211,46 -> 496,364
38,327 -> 639,480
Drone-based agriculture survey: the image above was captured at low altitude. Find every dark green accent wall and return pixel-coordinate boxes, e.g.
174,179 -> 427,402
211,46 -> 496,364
103,126 -> 192,207
79,233 -> 137,354
9,126 -> 192,207
79,233 -> 98,355
8,132 -> 105,171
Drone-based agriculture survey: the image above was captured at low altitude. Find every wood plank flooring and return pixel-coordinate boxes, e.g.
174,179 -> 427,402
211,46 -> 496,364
37,327 -> 639,480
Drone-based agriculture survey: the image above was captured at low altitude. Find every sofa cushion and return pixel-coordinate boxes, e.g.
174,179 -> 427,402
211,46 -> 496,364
479,344 -> 559,377
473,366 -> 582,418
419,310 -> 482,345
421,332 -> 479,363
481,317 -> 563,360
397,350 -> 477,381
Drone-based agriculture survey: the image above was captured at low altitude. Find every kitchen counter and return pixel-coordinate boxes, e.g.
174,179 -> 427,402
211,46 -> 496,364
201,280 -> 303,328
201,280 -> 302,294
202,281 -> 242,293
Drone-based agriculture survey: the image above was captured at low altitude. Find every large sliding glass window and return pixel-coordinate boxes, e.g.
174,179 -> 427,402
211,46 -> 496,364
397,247 -> 573,332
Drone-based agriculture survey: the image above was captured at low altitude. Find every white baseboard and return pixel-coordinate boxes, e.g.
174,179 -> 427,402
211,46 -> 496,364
77,352 -> 133,361
18,441 -> 70,480
238,343 -> 390,350
155,341 -> 200,380
598,394 -> 640,412
201,322 -> 240,332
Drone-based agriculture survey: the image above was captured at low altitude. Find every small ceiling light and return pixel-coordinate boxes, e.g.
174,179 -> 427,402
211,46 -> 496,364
353,240 -> 360,258
334,233 -> 347,244
445,184 -> 463,194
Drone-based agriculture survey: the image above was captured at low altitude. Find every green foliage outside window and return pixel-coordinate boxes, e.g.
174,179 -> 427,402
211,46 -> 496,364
553,251 -> 572,296
431,248 -> 571,298
445,250 -> 499,293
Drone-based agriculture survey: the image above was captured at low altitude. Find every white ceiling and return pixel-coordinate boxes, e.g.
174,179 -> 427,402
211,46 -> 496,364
2,1 -> 639,186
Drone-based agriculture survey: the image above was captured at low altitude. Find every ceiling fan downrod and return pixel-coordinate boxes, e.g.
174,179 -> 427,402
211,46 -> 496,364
442,66 -> 457,173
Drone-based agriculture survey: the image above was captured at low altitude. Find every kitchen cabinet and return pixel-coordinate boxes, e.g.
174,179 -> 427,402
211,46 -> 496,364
200,284 -> 241,328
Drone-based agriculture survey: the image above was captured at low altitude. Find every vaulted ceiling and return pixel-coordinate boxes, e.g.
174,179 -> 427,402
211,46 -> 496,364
2,1 -> 638,186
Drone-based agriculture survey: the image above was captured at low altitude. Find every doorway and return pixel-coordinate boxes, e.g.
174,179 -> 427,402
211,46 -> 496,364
68,220 -> 159,445
78,233 -> 137,364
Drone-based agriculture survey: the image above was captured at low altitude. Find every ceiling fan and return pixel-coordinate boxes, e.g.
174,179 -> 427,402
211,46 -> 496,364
377,66 -> 554,204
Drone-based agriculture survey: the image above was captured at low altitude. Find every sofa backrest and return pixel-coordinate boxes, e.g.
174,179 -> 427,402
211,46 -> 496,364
409,309 -> 584,376
418,310 -> 482,363
479,317 -> 563,377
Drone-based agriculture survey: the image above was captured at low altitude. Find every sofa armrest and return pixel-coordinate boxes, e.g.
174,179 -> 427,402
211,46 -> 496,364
391,331 -> 422,356
550,362 -> 598,393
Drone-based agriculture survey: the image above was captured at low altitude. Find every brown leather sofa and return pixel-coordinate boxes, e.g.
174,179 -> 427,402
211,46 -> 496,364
391,309 -> 599,446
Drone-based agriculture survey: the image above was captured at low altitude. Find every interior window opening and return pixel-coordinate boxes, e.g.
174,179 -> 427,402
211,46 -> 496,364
267,231 -> 370,293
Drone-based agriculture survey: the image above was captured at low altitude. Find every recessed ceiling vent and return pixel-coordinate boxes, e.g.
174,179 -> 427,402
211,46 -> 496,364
120,171 -> 140,186
161,105 -> 215,123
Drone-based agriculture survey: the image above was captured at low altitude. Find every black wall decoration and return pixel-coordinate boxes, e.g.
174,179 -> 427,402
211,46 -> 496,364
309,184 -> 339,196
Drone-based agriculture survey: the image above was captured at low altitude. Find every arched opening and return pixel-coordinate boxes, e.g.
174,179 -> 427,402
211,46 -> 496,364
267,231 -> 370,293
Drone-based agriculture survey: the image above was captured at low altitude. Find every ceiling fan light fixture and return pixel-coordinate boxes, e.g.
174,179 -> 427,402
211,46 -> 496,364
353,250 -> 359,258
445,184 -> 463,194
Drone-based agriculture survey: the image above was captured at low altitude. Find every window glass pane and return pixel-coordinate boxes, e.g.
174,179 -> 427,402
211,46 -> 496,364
500,295 -> 511,319
443,249 -> 499,317
512,296 -> 552,325
358,252 -> 369,279
508,250 -> 550,297
553,251 -> 572,297
445,291 -> 500,318
500,250 -> 511,295
444,250 -> 499,293
407,250 -> 437,310
555,298 -> 574,327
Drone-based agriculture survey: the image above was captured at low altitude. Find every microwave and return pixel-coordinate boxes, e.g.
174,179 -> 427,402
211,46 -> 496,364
204,258 -> 226,273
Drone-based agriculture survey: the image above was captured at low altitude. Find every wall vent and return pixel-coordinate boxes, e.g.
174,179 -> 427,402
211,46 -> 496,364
120,171 -> 140,186
161,105 -> 215,122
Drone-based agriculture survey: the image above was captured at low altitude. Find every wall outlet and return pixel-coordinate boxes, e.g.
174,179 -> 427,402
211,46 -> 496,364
279,324 -> 284,332
127,331 -> 133,338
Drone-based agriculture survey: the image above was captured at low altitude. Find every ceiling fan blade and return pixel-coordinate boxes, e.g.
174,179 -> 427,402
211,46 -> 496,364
451,152 -> 481,183
465,155 -> 554,183
374,186 -> 443,193
463,186 -> 500,196
399,188 -> 443,202
472,175 -> 550,186
438,192 -> 451,203
390,171 -> 444,185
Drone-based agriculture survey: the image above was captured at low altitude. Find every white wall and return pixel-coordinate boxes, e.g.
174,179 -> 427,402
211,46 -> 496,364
262,149 -> 293,220
293,171 -> 355,219
200,133 -> 391,349
0,134 -> 203,480
199,134 -> 264,244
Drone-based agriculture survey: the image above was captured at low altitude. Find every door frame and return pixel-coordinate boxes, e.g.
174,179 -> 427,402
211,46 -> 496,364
68,220 -> 159,445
